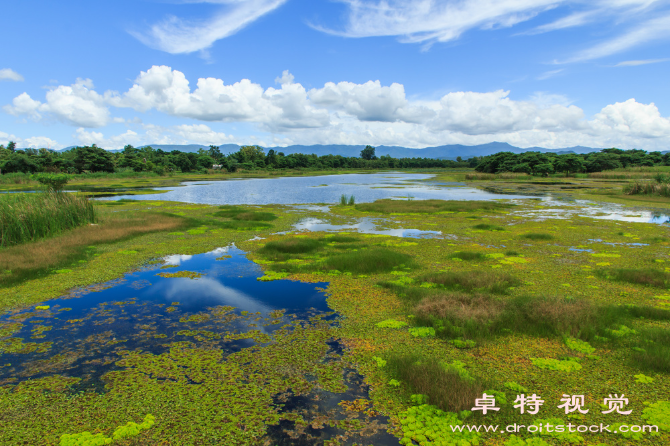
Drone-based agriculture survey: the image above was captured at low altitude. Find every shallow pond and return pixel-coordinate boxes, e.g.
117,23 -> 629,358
0,246 -> 399,445
96,173 -> 534,205
288,217 -> 444,238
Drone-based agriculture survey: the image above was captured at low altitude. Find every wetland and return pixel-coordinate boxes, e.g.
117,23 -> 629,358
2,170 -> 670,446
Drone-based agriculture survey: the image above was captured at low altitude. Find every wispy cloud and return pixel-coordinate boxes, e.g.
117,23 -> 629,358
615,57 -> 670,66
537,69 -> 564,80
557,13 -> 670,63
131,0 -> 289,54
0,68 -> 24,82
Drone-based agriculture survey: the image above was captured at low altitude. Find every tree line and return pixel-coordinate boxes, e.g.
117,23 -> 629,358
0,143 -> 476,175
474,148 -> 670,176
1,141 -> 666,176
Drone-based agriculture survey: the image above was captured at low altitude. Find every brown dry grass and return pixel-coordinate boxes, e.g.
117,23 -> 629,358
0,212 -> 184,277
415,292 -> 505,323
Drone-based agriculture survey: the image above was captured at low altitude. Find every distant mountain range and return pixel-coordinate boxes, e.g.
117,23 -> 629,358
55,142 -> 605,160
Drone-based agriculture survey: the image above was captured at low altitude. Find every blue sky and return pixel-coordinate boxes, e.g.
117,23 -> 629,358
1,0 -> 669,150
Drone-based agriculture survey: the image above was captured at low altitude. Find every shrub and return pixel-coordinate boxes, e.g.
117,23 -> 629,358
258,238 -> 324,260
32,173 -> 71,191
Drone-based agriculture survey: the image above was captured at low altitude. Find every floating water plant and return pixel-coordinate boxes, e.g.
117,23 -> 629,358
155,271 -> 204,279
376,319 -> 408,328
642,401 -> 670,431
565,337 -> 595,354
408,326 -> 435,337
397,403 -> 479,446
530,358 -> 582,372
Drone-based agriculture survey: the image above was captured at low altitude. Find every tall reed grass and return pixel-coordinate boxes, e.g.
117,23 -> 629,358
0,192 -> 96,247
623,181 -> 670,197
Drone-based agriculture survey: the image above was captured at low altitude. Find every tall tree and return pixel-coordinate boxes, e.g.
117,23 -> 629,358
360,145 -> 377,160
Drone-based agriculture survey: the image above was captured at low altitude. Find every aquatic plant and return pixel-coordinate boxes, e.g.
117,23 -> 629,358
372,356 -> 387,367
376,319 -> 408,328
339,194 -> 355,206
59,432 -> 112,446
387,354 -> 485,412
316,248 -> 415,274
450,339 -> 476,349
520,233 -> 554,240
530,358 -> 582,372
565,337 -> 595,354
447,251 -> 488,261
597,268 -> 670,289
257,271 -> 290,281
473,223 -> 506,231
408,326 -> 436,337
419,270 -> 520,294
112,414 -> 155,441
504,381 -> 528,393
156,271 -> 204,279
642,401 -> 670,431
0,191 -> 96,247
355,198 -> 513,214
504,435 -> 551,446
634,374 -> 654,383
397,404 -> 479,446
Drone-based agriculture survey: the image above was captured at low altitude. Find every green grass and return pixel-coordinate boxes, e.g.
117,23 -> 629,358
597,268 -> 670,289
519,232 -> 555,240
420,270 -> 520,294
624,181 -> 670,197
0,192 -> 96,248
632,328 -> 670,373
447,251 -> 488,261
258,238 -> 324,261
355,199 -> 513,214
213,205 -> 277,221
386,354 -> 486,412
472,223 -> 505,231
340,194 -> 356,205
315,248 -> 415,274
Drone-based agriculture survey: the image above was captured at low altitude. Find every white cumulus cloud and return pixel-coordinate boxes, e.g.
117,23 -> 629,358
5,79 -> 112,127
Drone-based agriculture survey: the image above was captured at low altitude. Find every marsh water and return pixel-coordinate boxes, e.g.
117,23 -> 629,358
96,173 -> 534,204
0,246 -> 399,445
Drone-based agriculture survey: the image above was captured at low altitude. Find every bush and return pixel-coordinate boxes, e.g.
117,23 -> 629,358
32,173 -> 71,191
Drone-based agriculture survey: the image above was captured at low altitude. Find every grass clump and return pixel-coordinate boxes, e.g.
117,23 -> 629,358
258,238 -> 324,261
213,205 -> 277,221
420,270 -> 520,294
0,192 -> 96,247
448,251 -> 488,261
597,268 -> 670,289
355,199 -> 513,214
530,358 -> 582,372
387,354 -> 486,412
632,328 -> 670,373
520,233 -> 554,241
339,194 -> 355,205
315,248 -> 415,274
472,223 -> 505,231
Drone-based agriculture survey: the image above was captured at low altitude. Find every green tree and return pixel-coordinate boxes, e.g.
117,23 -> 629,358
6,141 -> 16,152
360,145 -> 377,160
73,145 -> 115,173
